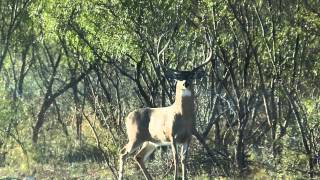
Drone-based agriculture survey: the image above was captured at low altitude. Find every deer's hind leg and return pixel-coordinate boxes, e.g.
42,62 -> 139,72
134,142 -> 157,180
118,140 -> 143,180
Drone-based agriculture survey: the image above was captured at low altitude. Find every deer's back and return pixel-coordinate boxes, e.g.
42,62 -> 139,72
125,106 -> 193,145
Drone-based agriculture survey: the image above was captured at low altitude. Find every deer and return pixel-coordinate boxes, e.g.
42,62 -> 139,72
118,51 -> 212,180
118,35 -> 212,179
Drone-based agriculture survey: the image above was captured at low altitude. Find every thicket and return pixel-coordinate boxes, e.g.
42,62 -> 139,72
0,0 -> 319,179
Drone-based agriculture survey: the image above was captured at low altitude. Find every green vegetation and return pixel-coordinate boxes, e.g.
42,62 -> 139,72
0,0 -> 319,179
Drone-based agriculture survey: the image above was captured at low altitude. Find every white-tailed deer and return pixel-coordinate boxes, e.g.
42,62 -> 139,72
118,51 -> 212,180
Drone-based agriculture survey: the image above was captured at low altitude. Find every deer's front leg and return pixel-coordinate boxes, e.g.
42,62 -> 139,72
171,139 -> 178,180
181,140 -> 190,180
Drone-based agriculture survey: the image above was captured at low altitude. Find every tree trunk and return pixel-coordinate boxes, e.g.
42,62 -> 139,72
32,98 -> 53,143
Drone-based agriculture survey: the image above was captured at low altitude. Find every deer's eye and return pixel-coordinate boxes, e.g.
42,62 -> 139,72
184,82 -> 190,87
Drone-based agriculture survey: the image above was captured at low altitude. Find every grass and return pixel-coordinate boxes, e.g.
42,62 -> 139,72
0,160 -> 222,179
0,162 -> 114,179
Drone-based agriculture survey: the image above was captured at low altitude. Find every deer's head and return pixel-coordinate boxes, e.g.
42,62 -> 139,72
166,69 -> 205,95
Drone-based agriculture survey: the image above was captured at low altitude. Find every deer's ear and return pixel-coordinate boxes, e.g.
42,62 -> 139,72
192,70 -> 206,79
165,69 -> 192,80
165,69 -> 177,79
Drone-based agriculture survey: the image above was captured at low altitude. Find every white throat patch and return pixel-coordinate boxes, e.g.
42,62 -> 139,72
182,89 -> 192,97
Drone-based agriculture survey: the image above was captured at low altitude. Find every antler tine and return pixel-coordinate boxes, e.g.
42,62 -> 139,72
191,28 -> 213,72
157,33 -> 171,64
192,47 -> 212,73
156,32 -> 172,80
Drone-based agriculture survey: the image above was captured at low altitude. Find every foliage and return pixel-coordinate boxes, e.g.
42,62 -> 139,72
0,0 -> 319,178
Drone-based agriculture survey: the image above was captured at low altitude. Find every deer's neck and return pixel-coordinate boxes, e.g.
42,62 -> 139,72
174,89 -> 195,115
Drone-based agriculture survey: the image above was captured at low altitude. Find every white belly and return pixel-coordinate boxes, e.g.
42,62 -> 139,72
150,141 -> 171,147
